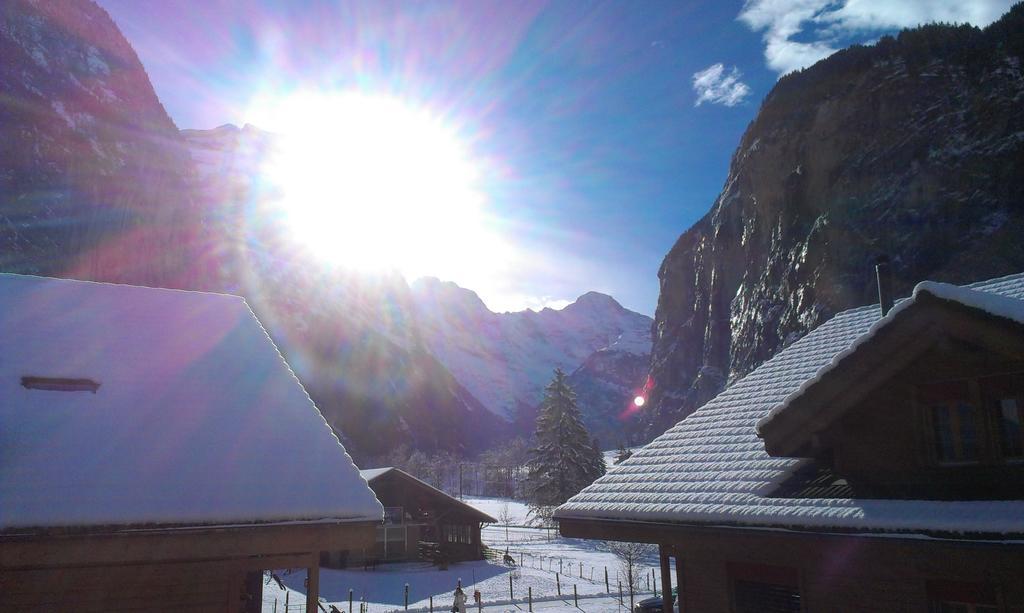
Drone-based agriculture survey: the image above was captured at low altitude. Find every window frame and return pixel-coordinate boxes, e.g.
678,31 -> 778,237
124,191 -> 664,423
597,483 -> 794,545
980,372 -> 1024,463
920,380 -> 985,466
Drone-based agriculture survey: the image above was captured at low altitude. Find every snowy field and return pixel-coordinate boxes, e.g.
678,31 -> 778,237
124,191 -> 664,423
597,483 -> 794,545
262,496 -> 663,613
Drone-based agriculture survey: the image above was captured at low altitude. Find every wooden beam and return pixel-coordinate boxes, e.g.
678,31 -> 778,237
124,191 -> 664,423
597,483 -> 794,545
0,521 -> 377,569
675,553 -> 685,613
659,544 -> 673,613
306,555 -> 320,612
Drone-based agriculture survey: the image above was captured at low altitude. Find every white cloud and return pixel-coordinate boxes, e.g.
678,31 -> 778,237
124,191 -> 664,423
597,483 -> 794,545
739,0 -> 1017,75
692,63 -> 752,107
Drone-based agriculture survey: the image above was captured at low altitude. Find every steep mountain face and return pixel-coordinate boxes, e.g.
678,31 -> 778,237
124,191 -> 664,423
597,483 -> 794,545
409,277 -> 652,431
0,0 -> 210,289
565,348 -> 649,447
645,9 -> 1024,436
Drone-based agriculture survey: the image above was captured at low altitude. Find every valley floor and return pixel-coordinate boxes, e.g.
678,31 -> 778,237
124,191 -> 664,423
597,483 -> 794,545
262,496 -> 664,613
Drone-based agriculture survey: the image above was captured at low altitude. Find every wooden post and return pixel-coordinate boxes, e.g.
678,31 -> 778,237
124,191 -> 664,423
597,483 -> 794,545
618,580 -> 623,606
659,545 -> 673,613
528,586 -> 533,612
429,595 -> 433,613
556,573 -> 561,596
349,589 -> 353,613
274,598 -> 278,613
404,582 -> 409,610
520,552 -> 524,566
604,567 -> 609,593
307,559 -> 320,613
674,554 -> 685,613
579,562 -> 582,578
573,584 -> 578,608
509,573 -> 514,600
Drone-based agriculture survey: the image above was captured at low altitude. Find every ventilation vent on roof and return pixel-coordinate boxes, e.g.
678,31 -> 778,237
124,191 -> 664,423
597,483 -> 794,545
21,376 -> 101,393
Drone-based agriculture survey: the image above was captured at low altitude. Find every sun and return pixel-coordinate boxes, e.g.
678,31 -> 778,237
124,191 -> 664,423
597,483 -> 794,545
253,92 -> 500,279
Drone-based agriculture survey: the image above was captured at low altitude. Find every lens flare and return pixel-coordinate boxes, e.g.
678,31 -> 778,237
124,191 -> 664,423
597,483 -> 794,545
250,91 -> 510,282
633,395 -> 645,407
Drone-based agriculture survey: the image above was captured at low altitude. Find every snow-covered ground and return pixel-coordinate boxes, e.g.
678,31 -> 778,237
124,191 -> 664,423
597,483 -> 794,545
262,496 -> 663,612
602,447 -> 639,470
462,496 -> 534,526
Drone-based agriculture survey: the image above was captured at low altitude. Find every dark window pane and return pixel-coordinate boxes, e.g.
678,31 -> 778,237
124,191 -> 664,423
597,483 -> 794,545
957,402 -> 978,460
934,405 -> 956,461
999,398 -> 1023,458
734,580 -> 801,613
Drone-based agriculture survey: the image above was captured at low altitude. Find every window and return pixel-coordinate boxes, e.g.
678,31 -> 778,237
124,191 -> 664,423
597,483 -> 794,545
384,506 -> 404,525
927,580 -> 998,613
442,524 -> 472,544
728,563 -> 800,613
981,373 -> 1024,460
921,381 -> 979,463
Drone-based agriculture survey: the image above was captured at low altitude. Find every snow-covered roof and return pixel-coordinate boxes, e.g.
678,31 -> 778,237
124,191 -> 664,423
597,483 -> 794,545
0,274 -> 383,531
555,272 -> 1024,538
757,280 -> 1024,434
359,467 -> 497,523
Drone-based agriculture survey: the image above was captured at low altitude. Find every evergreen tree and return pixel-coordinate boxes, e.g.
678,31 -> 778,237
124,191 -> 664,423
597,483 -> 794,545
589,436 -> 607,479
525,369 -> 605,508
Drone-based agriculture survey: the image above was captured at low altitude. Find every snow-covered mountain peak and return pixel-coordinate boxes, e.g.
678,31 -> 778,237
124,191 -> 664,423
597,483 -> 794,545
562,291 -> 624,316
409,279 -> 652,419
410,276 -> 491,318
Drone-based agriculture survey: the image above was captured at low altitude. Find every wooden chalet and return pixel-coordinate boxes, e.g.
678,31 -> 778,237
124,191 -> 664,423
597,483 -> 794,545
323,467 -> 495,567
0,274 -> 383,612
556,267 -> 1024,612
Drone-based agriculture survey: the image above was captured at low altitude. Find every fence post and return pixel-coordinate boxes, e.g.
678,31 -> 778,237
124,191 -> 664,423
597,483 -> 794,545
429,595 -> 433,613
573,584 -> 578,608
509,573 -> 514,600
349,589 -> 354,613
405,583 -> 409,610
618,580 -> 623,606
273,598 -> 277,613
579,562 -> 583,578
604,567 -> 609,593
520,552 -> 524,566
285,591 -> 289,611
528,586 -> 533,612
560,559 -> 563,573
652,568 -> 657,596
556,573 -> 561,596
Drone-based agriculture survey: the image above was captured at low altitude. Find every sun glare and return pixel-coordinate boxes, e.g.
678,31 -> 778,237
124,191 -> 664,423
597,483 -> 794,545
253,92 -> 504,280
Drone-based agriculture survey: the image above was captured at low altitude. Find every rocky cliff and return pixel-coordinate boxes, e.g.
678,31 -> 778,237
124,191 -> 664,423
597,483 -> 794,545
0,0 -> 211,289
645,7 -> 1024,436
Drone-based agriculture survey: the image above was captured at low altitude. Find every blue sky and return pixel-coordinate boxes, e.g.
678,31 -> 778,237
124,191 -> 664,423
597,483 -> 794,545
98,0 -> 1015,315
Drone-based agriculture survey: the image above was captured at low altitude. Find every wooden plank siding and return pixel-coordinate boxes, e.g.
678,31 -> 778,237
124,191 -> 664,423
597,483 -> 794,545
0,522 -> 377,612
561,518 -> 1024,613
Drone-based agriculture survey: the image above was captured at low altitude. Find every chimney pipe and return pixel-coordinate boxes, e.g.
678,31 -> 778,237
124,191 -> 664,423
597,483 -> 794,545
875,255 -> 894,316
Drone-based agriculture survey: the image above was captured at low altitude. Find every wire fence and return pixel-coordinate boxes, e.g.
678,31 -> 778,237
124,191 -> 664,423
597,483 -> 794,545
260,546 -> 662,613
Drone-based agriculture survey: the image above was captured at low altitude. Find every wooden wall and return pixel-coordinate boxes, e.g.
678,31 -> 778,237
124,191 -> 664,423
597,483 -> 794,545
561,519 -> 1024,613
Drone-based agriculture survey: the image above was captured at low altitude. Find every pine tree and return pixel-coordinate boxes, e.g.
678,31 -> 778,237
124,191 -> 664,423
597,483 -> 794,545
525,369 -> 605,508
